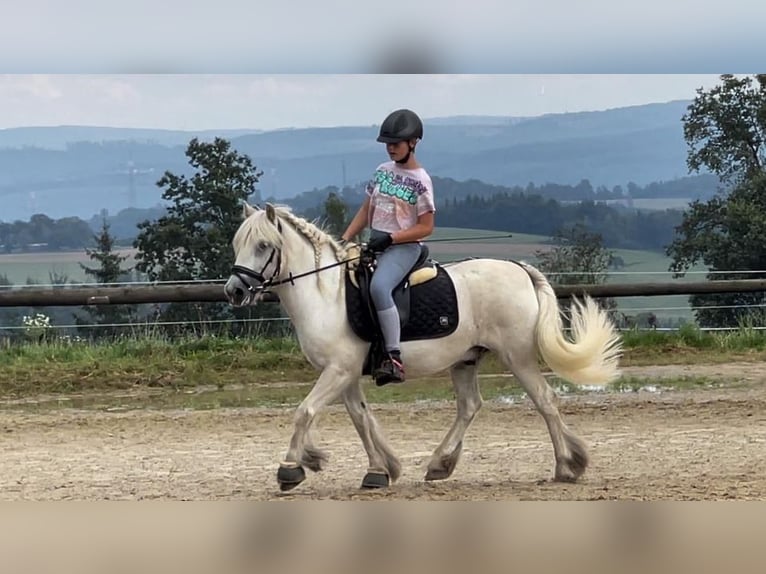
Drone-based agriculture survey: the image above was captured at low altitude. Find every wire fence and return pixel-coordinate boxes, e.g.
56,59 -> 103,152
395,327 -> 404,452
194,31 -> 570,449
3,266 -> 766,335
2,304 -> 766,333
3,320 -> 766,334
0,316 -> 290,331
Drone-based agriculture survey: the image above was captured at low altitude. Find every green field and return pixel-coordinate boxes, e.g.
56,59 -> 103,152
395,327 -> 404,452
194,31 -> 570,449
0,249 -> 138,285
606,248 -> 707,322
602,197 -> 694,211
630,197 -> 693,210
426,228 -> 703,323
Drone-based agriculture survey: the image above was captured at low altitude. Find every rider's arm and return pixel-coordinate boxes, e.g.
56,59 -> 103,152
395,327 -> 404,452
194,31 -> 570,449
341,196 -> 371,242
392,211 -> 434,244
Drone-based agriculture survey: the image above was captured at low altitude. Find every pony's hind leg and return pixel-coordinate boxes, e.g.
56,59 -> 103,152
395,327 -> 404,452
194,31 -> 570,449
504,353 -> 589,482
278,364 -> 354,491
425,359 -> 483,482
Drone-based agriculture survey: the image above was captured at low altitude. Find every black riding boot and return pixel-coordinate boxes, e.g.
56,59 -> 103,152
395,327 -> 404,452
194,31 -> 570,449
374,350 -> 406,386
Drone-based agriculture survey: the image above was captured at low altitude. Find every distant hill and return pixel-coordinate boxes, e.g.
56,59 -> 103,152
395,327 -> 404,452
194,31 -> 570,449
0,100 -> 703,221
424,115 -> 529,126
0,126 -> 264,150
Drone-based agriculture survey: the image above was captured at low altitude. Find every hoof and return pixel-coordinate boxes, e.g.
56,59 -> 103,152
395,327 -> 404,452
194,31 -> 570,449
425,443 -> 462,482
553,472 -> 578,484
361,471 -> 390,489
424,467 -> 451,482
554,457 -> 585,483
277,465 -> 306,491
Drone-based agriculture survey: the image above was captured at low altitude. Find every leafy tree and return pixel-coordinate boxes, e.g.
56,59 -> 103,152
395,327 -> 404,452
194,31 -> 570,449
536,224 -> 614,285
682,74 -> 765,185
535,223 -> 617,315
77,218 -> 136,338
132,137 -> 281,331
134,137 -> 263,282
667,74 -> 766,327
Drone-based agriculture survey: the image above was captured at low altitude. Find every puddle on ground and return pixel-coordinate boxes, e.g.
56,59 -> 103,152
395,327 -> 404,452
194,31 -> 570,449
0,375 -> 730,414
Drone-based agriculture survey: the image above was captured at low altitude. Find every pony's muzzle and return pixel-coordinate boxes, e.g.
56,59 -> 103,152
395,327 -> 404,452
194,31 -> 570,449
224,276 -> 253,306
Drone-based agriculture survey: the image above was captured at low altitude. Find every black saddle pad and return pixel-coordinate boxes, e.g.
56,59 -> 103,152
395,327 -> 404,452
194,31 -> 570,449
345,264 -> 459,343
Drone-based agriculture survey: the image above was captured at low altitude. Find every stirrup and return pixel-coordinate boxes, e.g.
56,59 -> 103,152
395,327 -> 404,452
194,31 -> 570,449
374,355 -> 405,386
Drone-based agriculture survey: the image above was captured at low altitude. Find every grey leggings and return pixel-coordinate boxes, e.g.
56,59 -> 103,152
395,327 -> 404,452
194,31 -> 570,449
368,230 -> 422,351
369,234 -> 421,310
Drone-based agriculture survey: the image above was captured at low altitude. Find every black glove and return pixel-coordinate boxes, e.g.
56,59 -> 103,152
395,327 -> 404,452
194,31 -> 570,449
367,233 -> 393,252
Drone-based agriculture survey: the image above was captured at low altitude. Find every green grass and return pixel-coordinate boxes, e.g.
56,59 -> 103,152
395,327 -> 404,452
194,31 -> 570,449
1,326 -> 765,407
619,323 -> 766,365
0,335 -> 312,396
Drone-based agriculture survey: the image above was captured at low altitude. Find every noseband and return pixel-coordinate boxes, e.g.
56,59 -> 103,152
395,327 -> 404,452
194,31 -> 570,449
231,248 -> 281,294
231,220 -> 283,294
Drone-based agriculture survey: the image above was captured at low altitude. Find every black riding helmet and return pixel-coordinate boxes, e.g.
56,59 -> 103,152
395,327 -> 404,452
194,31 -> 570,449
376,109 -> 423,144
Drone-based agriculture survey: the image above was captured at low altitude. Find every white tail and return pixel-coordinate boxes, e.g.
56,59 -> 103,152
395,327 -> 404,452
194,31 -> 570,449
522,262 -> 623,386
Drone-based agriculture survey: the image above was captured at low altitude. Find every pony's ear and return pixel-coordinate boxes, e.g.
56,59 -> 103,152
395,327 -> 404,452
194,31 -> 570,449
265,203 -> 277,224
242,202 -> 259,219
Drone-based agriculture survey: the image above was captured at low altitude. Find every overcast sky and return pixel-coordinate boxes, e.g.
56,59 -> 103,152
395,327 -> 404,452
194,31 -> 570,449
1,2 -> 760,132
0,74 -> 726,132
4,1 -> 764,73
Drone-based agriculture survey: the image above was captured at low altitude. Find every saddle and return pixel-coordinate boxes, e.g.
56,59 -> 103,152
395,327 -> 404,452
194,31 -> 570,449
344,243 -> 460,377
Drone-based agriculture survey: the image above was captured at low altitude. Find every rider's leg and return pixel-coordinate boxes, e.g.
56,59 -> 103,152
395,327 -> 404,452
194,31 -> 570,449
368,237 -> 421,383
369,241 -> 421,352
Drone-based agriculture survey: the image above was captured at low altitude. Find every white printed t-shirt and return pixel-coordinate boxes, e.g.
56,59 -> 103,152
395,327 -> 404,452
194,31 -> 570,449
365,161 -> 436,234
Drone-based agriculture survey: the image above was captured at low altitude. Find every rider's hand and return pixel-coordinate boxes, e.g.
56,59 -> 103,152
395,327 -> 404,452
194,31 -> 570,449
367,233 -> 393,252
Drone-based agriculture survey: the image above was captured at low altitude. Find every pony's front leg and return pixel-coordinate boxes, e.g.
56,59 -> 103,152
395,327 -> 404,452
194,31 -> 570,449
277,364 -> 353,491
342,382 -> 402,489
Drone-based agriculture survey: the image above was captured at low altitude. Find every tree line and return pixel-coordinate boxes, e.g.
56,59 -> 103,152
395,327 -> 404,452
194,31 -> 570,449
1,171 -> 716,254
305,187 -> 685,251
0,214 -> 95,252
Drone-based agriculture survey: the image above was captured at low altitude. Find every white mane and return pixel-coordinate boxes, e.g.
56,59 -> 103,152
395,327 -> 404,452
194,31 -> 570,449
233,204 -> 352,282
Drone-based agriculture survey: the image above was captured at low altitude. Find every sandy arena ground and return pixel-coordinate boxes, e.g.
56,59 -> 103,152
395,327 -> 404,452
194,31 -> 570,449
0,362 -> 764,501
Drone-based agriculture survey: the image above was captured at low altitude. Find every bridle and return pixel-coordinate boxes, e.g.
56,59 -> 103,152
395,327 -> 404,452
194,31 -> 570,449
230,220 -> 361,296
231,245 -> 282,294
230,219 -> 284,295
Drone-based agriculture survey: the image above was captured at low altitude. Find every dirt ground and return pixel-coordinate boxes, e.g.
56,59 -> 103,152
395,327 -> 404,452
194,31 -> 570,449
0,362 -> 764,501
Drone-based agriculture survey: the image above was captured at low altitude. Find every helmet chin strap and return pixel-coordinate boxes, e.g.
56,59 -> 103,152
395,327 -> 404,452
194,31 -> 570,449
395,142 -> 416,165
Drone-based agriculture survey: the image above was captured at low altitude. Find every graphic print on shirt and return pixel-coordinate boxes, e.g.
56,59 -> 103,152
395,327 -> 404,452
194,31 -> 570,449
367,167 -> 429,206
366,162 -> 435,233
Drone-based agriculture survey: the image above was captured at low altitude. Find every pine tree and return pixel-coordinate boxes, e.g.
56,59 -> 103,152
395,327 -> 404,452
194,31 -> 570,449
77,217 -> 135,338
322,191 -> 348,237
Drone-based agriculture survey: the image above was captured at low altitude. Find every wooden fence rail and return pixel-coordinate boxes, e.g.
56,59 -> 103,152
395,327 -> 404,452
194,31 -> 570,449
1,279 -> 766,307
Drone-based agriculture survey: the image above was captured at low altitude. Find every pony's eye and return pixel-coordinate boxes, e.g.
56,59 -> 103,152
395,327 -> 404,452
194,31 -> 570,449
258,241 -> 270,251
